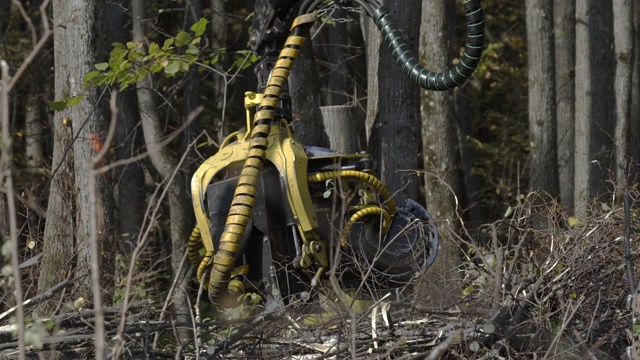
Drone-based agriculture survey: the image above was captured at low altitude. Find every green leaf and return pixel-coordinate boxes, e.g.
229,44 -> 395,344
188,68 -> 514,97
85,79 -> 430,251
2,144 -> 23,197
49,100 -> 67,111
191,17 -> 209,37
162,38 -> 175,51
112,42 -> 125,49
210,52 -> 220,65
175,31 -> 192,47
84,71 -> 101,83
95,63 -> 109,71
568,217 -> 580,228
66,95 -> 84,107
164,61 -> 180,76
149,42 -> 160,55
149,61 -> 164,73
186,44 -> 200,55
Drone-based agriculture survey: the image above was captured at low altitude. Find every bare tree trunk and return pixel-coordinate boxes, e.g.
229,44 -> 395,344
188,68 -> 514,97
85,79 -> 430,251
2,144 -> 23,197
367,0 -> 422,206
554,0 -> 575,209
527,0 -> 558,197
632,0 -> 640,178
290,42 -> 330,147
320,105 -> 359,153
613,0 -> 635,199
363,13 -> 380,143
574,0 -> 615,216
25,95 -> 43,171
38,0 -> 113,312
65,0 -> 112,304
419,0 -> 461,308
104,2 -> 145,253
132,0 -> 193,343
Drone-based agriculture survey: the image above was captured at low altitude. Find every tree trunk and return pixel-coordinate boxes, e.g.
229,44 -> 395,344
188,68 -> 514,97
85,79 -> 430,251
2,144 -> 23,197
554,0 -> 575,209
132,0 -> 193,343
632,0 -> 640,178
104,1 -> 145,254
290,41 -> 330,147
320,105 -> 359,153
574,0 -> 615,216
66,0 -> 113,304
527,0 -> 558,197
25,94 -> 43,171
363,13 -> 381,143
367,0 -> 422,206
419,0 -> 461,308
613,0 -> 635,199
38,0 -> 113,312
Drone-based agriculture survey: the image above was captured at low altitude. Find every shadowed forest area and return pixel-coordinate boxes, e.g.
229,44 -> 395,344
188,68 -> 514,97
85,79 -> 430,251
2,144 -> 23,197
1,0 -> 640,359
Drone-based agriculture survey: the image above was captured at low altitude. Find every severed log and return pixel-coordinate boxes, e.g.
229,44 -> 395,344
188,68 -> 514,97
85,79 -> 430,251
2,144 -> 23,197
320,105 -> 360,154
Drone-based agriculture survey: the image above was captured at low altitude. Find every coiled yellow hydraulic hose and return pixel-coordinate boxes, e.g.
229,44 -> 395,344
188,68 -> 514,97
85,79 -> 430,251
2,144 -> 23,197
307,170 -> 396,247
307,170 -> 397,216
341,206 -> 391,247
207,13 -> 319,301
187,226 -> 202,268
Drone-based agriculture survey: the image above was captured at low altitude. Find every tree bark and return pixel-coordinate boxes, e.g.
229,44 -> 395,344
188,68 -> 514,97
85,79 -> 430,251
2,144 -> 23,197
554,0 -> 575,209
320,105 -> 359,153
419,0 -> 461,308
132,0 -> 193,343
613,0 -> 634,198
38,0 -> 113,312
631,0 -> 640,178
574,0 -> 615,216
363,12 -> 380,143
104,1 -> 145,254
527,0 -> 558,197
367,0 -> 422,206
290,41 -> 330,148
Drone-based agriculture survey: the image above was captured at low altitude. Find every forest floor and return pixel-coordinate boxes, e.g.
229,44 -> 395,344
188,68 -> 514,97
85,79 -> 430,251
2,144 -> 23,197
0,189 -> 638,359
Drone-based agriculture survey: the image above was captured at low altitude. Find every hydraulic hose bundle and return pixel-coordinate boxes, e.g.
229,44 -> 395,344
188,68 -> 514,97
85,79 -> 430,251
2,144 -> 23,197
190,0 -> 485,306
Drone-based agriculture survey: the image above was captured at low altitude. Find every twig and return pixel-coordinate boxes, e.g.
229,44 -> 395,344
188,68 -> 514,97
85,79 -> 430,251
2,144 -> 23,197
1,58 -> 25,360
425,329 -> 463,360
625,191 -> 635,294
87,91 -> 119,360
151,248 -> 189,349
491,223 -> 503,312
0,280 -> 70,321
6,0 -> 52,92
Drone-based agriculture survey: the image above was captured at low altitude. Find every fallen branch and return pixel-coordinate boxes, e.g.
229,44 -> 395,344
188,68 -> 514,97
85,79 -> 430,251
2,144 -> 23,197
0,280 -> 70,321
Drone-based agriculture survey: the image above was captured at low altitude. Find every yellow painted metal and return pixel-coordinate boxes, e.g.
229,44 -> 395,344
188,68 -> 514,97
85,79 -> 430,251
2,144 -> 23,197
307,170 -> 397,216
292,13 -> 318,28
188,226 -> 202,267
340,206 -> 391,247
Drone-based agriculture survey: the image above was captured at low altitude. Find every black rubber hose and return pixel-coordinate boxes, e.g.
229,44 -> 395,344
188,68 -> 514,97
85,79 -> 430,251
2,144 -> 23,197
372,0 -> 484,91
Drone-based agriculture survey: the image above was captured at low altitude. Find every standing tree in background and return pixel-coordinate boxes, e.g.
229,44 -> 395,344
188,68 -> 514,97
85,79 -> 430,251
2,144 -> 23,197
632,0 -> 640,175
574,0 -> 615,216
419,0 -> 461,308
37,0 -> 113,313
526,0 -> 558,197
367,0 -> 422,206
554,0 -> 575,209
104,2 -> 146,253
613,0 -> 635,198
131,0 -> 193,342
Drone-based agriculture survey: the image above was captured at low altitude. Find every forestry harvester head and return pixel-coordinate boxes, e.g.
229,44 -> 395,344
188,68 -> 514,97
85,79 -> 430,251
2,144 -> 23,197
188,0 -> 484,308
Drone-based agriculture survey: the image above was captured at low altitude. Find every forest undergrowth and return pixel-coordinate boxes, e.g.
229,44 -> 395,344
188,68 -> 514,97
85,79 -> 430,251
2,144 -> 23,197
1,185 -> 638,359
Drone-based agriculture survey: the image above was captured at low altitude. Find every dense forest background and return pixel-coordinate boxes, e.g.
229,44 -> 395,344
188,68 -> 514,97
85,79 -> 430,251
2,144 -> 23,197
1,0 -> 640,358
